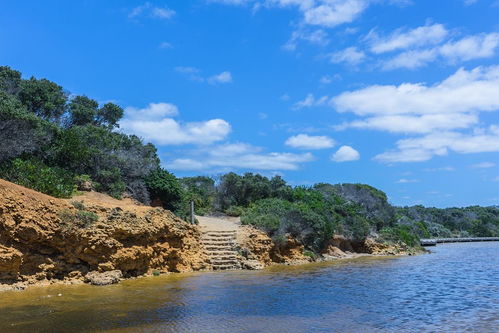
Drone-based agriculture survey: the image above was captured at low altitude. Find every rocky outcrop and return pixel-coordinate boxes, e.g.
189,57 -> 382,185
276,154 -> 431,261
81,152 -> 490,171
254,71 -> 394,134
0,179 -> 209,290
322,235 -> 418,258
238,227 -> 310,267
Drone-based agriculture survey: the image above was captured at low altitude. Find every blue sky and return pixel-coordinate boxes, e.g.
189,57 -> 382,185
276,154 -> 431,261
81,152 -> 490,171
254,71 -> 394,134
2,0 -> 499,207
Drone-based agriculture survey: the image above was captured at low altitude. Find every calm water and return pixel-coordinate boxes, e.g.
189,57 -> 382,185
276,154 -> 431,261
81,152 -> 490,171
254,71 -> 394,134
1,242 -> 498,333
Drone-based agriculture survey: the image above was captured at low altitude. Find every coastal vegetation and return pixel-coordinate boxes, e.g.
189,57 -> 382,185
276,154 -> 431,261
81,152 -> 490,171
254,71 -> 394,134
1,66 -> 499,257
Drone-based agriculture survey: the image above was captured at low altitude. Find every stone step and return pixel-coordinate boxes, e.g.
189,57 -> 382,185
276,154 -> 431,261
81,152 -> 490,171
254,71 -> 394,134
210,259 -> 239,265
212,264 -> 241,270
203,234 -> 236,239
202,241 -> 235,246
206,250 -> 238,255
204,245 -> 234,251
202,231 -> 237,235
203,232 -> 237,236
208,255 -> 238,261
201,237 -> 235,242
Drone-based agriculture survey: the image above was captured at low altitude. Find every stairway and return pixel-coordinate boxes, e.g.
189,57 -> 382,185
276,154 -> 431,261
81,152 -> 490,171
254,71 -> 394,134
201,230 -> 241,270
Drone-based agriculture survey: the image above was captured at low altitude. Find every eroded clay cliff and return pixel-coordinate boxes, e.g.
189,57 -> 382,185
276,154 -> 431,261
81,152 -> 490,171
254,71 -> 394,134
0,179 -> 209,290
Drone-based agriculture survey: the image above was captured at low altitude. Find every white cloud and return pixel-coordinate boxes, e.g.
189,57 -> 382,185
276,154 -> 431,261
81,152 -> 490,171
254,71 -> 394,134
381,49 -> 438,70
332,66 -> 499,117
329,47 -> 366,65
396,178 -> 420,183
120,103 -> 231,145
382,32 -> 499,70
208,0 -> 252,5
285,134 -> 335,149
424,166 -> 455,172
129,3 -> 175,20
293,94 -> 329,109
330,66 -> 499,162
471,162 -> 496,168
463,0 -> 478,5
165,142 -> 314,171
208,71 -> 233,84
303,0 -> 368,28
283,29 -> 329,51
374,126 -> 499,163
159,42 -> 173,49
124,103 -> 179,119
175,67 -> 233,84
368,23 -> 448,54
439,33 -> 499,62
337,113 -> 479,134
331,145 -> 360,162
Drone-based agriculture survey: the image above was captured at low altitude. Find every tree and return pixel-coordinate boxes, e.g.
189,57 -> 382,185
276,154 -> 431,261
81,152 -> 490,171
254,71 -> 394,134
0,91 -> 55,163
0,66 -> 22,95
18,77 -> 67,121
68,95 -> 98,126
145,169 -> 183,211
96,102 -> 124,128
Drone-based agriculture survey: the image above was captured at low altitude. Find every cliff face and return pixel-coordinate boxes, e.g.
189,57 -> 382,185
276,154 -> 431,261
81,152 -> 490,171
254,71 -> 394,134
0,180 -> 208,289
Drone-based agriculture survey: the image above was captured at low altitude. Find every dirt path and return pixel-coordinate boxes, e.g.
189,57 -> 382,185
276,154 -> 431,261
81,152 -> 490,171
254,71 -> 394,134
196,215 -> 241,232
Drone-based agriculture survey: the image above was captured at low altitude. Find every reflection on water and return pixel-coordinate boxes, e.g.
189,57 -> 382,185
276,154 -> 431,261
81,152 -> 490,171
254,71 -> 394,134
1,242 -> 498,332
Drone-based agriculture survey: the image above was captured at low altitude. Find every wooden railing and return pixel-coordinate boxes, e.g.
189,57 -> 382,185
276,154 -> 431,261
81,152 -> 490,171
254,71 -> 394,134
420,237 -> 499,246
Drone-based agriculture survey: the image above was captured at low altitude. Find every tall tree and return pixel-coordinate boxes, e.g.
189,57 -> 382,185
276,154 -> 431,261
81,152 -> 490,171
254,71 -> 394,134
18,77 -> 67,121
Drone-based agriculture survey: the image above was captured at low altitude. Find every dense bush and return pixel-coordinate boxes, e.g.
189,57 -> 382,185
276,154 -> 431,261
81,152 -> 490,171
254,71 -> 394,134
59,209 -> 99,229
216,173 -> 292,210
180,176 -> 216,215
145,169 -> 183,211
397,205 -> 499,237
0,158 -> 75,198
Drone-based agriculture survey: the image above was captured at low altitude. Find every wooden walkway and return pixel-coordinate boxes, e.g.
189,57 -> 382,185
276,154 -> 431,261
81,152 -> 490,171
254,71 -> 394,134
421,237 -> 499,246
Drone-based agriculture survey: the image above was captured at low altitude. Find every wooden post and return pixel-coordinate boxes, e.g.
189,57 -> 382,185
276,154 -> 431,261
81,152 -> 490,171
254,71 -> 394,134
190,200 -> 195,224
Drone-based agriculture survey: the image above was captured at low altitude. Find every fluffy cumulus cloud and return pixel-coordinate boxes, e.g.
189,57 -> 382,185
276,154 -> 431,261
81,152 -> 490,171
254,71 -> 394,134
165,142 -> 314,171
120,103 -> 231,145
285,134 -> 336,149
324,20 -> 499,69
330,66 -> 499,162
332,65 -> 499,117
331,145 -> 360,162
374,126 -> 499,162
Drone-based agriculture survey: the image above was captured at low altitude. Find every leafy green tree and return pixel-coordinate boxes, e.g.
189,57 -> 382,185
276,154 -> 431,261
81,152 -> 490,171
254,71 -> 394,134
0,91 -> 56,162
68,95 -> 98,126
18,77 -> 67,121
145,169 -> 183,211
0,66 -> 22,95
96,102 -> 124,128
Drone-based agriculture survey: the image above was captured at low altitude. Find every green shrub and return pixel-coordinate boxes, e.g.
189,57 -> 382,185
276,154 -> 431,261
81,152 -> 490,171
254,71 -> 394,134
58,209 -> 98,229
225,205 -> 246,217
303,250 -> 318,260
0,158 -> 75,198
380,225 -> 420,247
71,200 -> 85,210
145,169 -> 183,211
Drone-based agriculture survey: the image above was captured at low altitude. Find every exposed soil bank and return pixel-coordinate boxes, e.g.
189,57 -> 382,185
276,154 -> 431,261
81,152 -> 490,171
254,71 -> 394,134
1,179 -> 421,292
0,180 -> 208,291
